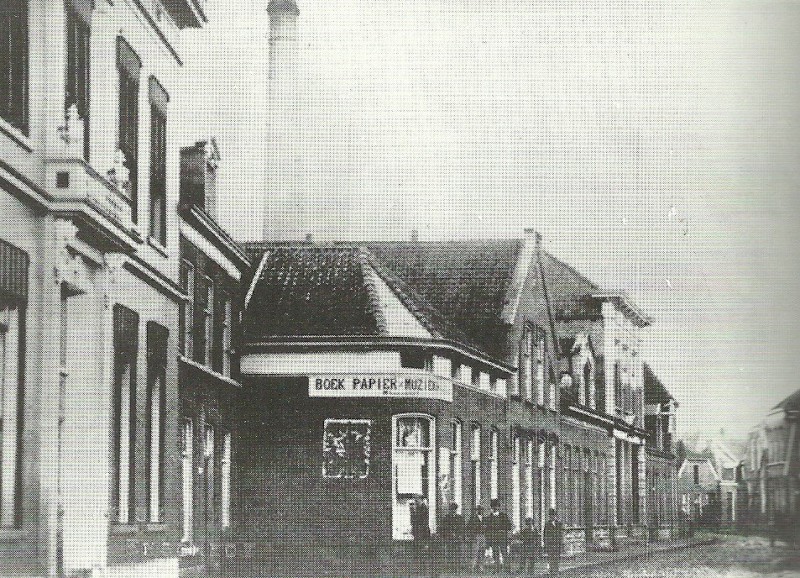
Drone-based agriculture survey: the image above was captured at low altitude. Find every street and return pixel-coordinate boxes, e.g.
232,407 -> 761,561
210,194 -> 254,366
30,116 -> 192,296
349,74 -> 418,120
569,535 -> 800,578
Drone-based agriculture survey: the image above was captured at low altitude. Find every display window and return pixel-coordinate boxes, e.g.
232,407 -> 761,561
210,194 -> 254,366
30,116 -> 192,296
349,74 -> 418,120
322,419 -> 372,479
392,414 -> 435,539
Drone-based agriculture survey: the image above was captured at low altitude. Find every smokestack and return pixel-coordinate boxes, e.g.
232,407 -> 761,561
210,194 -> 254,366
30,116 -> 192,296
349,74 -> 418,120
263,0 -> 305,241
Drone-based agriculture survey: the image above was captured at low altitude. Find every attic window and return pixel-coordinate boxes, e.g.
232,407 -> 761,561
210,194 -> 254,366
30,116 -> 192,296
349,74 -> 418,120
400,350 -> 432,371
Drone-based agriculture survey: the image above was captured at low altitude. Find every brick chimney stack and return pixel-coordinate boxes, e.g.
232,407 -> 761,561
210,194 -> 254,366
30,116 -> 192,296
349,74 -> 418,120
263,0 -> 305,241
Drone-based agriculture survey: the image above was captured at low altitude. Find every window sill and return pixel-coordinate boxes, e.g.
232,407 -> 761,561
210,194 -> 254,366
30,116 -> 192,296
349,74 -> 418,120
0,117 -> 32,152
147,236 -> 169,258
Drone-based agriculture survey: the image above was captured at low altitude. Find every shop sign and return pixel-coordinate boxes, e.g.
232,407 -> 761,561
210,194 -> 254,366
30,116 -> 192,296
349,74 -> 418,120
309,374 -> 453,402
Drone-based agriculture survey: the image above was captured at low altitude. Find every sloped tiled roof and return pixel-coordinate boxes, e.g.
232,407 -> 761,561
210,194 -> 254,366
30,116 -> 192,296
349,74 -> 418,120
644,363 -> 675,405
773,388 -> 800,412
243,246 -> 381,339
243,244 -> 507,363
539,252 -> 602,321
363,240 -> 523,359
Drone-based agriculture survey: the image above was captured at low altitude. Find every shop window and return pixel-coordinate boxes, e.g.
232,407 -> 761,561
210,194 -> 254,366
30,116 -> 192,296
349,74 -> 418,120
112,304 -> 138,524
65,2 -> 90,159
489,428 -> 499,501
471,424 -> 481,508
145,322 -> 168,522
117,37 -> 141,219
401,350 -> 432,371
323,419 -> 371,479
0,301 -> 22,527
181,418 -> 194,542
393,414 -> 434,539
0,0 -> 28,133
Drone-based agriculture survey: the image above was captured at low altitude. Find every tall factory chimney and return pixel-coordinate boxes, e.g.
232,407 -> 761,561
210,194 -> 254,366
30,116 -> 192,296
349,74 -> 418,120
263,0 -> 304,241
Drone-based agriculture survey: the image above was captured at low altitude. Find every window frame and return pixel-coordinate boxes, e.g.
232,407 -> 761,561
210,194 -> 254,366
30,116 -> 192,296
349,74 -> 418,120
0,0 -> 29,134
148,77 -> 168,246
116,37 -> 141,218
65,4 -> 90,159
111,304 -> 138,525
179,259 -> 194,357
489,428 -> 499,501
145,322 -> 168,523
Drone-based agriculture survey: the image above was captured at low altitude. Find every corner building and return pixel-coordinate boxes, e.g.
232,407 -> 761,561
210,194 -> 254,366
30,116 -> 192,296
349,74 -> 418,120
0,0 -> 210,575
237,244 -> 511,567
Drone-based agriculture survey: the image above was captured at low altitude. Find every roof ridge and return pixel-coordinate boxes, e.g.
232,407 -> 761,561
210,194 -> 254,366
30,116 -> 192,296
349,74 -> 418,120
357,248 -> 389,336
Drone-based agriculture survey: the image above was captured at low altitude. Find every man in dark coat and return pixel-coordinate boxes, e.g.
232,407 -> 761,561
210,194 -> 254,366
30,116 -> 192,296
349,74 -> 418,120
410,496 -> 432,576
518,517 -> 541,576
543,508 -> 564,577
467,505 -> 488,573
439,502 -> 465,573
486,499 -> 512,574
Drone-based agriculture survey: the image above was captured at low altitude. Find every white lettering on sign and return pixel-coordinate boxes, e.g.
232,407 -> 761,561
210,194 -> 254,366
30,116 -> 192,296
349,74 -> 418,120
309,374 -> 453,402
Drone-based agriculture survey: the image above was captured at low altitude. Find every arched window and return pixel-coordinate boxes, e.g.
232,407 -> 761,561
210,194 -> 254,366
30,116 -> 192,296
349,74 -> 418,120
393,414 -> 435,539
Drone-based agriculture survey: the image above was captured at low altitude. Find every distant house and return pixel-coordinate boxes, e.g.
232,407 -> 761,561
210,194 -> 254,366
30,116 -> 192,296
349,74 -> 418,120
742,388 -> 800,523
677,440 -> 743,526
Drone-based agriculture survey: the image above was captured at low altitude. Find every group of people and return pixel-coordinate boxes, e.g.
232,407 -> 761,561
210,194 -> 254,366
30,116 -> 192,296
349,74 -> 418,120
410,496 -> 564,576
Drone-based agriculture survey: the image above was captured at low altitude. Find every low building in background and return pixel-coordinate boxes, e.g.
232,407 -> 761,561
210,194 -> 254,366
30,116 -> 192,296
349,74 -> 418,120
677,440 -> 742,528
742,389 -> 799,526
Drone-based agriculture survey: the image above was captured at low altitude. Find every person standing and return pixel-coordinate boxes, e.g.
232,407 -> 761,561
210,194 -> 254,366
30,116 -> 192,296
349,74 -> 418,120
411,496 -> 432,576
518,517 -> 541,576
486,499 -> 512,574
468,505 -> 488,573
439,502 -> 465,573
543,508 -> 564,577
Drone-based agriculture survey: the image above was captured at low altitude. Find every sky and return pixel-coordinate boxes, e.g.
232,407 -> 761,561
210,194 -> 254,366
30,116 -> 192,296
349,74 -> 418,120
176,0 -> 800,440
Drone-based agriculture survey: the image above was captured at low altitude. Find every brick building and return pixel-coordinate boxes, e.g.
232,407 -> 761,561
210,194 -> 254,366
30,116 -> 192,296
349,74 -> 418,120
176,140 -> 250,575
237,244 -> 511,566
643,364 -> 678,538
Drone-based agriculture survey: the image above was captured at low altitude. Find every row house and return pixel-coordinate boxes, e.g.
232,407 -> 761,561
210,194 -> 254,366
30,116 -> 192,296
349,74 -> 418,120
0,0 -> 213,575
176,140 -> 249,576
643,363 -> 678,538
742,388 -> 799,523
228,230 -> 673,567
541,246 -> 652,548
